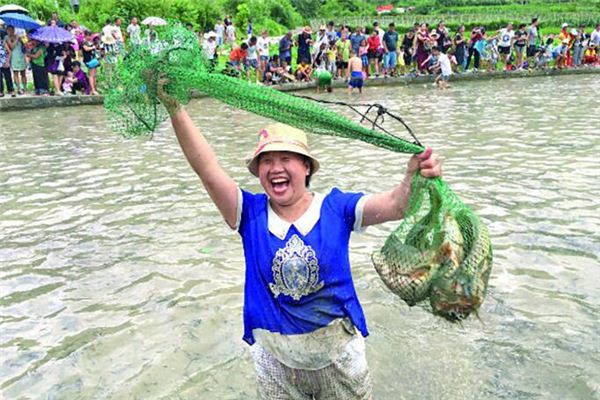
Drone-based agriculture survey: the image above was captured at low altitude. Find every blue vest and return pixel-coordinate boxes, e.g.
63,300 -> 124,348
238,188 -> 369,345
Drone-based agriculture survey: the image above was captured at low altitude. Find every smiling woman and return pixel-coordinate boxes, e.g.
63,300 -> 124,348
160,79 -> 442,397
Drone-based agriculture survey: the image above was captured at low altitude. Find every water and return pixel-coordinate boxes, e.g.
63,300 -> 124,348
1,75 -> 599,399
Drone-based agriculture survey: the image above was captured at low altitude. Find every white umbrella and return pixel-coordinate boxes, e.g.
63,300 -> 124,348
0,4 -> 29,14
141,17 -> 167,26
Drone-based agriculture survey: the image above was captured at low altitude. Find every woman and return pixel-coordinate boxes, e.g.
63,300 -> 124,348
453,25 -> 467,71
47,43 -> 69,95
401,29 -> 415,71
81,31 -> 99,95
466,26 -> 484,70
367,28 -> 381,76
156,80 -> 442,399
415,23 -> 431,73
3,26 -> 27,94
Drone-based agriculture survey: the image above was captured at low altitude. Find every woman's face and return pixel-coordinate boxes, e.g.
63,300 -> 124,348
258,151 -> 310,207
7,27 -> 15,35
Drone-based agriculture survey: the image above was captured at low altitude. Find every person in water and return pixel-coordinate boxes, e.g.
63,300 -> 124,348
157,78 -> 441,399
347,49 -> 364,94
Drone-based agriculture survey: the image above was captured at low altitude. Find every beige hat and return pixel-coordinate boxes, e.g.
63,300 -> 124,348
246,123 -> 320,177
303,26 -> 312,34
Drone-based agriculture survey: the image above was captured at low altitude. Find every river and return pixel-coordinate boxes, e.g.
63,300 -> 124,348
1,74 -> 599,399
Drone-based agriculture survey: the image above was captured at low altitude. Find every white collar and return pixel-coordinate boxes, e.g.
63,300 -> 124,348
268,192 -> 325,240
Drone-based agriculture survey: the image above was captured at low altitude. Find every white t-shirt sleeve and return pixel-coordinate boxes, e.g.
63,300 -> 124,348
231,187 -> 243,231
353,194 -> 371,233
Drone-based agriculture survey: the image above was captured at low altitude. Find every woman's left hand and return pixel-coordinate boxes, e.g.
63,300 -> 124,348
406,147 -> 442,178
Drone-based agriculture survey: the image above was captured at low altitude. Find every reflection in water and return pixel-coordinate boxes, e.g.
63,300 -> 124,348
1,75 -> 600,399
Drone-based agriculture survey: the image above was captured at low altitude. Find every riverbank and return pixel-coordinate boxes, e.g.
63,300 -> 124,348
1,66 -> 598,112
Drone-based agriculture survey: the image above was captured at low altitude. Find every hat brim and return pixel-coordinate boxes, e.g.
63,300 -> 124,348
246,142 -> 320,177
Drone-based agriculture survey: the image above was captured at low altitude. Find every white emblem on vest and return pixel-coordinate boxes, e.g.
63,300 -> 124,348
269,234 -> 324,300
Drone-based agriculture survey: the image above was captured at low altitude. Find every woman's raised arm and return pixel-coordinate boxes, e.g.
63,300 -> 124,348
165,91 -> 239,228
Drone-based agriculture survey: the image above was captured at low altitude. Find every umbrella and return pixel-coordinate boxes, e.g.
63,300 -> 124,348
30,25 -> 74,43
141,17 -> 167,26
0,12 -> 40,30
0,4 -> 29,15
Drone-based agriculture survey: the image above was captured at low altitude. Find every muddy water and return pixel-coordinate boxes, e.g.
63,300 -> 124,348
1,74 -> 599,399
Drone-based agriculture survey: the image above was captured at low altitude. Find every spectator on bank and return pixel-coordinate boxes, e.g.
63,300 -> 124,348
416,23 -> 431,73
246,36 -> 260,81
591,24 -> 600,50
127,17 -> 141,47
114,18 -> 124,53
246,19 -> 253,38
401,28 -> 415,72
436,21 -> 452,53
466,25 -> 484,70
326,21 -> 337,44
534,37 -> 554,68
527,17 -> 540,60
0,40 -> 15,97
297,26 -> 313,65
497,23 -> 514,64
225,23 -> 236,46
513,23 -> 528,68
383,22 -> 399,77
69,61 -> 89,94
3,26 -> 27,95
358,38 -> 368,75
556,39 -> 569,69
336,32 -> 350,79
558,23 -> 571,66
202,31 -> 218,70
279,31 -> 293,66
215,19 -> 225,47
452,25 -> 467,71
257,30 -> 270,74
313,42 -> 328,70
27,39 -> 50,96
82,31 -> 99,95
48,44 -> 71,96
313,25 -> 328,53
227,42 -> 248,76
295,58 -> 313,81
349,26 -> 364,55
327,41 -> 337,75
367,28 -> 382,76
571,26 -> 585,67
263,54 -> 282,85
47,12 -> 64,28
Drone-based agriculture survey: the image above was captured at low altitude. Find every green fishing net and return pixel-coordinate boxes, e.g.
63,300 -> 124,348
104,24 -> 492,321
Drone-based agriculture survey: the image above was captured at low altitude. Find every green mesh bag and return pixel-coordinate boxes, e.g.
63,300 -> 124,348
372,175 -> 493,321
104,24 -> 493,321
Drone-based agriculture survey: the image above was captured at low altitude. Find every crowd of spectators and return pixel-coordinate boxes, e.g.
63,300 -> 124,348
1,12 -> 599,97
0,13 -> 161,97
209,18 -> 600,88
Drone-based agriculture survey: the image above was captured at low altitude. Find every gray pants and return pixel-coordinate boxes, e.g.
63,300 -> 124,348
572,46 -> 584,66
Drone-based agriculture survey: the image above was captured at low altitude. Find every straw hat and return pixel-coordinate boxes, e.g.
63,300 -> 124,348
246,123 -> 320,177
561,23 -> 569,28
303,25 -> 312,34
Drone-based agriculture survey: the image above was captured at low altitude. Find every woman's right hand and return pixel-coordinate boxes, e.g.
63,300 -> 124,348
155,74 -> 181,116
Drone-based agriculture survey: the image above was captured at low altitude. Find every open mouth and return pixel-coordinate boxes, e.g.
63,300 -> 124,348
270,177 -> 290,194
